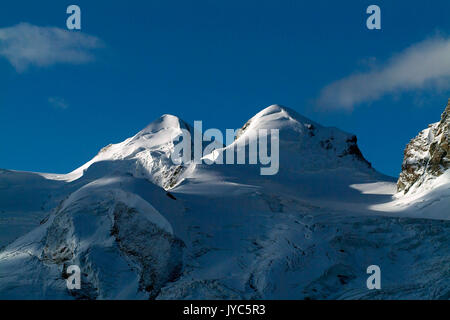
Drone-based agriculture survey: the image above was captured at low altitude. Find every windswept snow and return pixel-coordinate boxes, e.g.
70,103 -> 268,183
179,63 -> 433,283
371,170 -> 450,220
350,182 -> 397,195
0,104 -> 449,299
58,114 -> 194,190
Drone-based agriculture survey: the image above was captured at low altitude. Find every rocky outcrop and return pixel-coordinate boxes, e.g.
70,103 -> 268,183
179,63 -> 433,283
232,105 -> 373,173
66,114 -> 195,190
397,99 -> 450,193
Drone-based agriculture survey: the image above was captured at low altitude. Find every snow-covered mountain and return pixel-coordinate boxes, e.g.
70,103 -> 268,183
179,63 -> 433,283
397,98 -> 449,194
372,99 -> 450,220
234,104 -> 373,171
0,104 -> 449,299
62,114 -> 195,190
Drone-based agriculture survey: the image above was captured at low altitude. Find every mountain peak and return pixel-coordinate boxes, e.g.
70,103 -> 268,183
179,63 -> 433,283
138,114 -> 190,136
255,104 -> 290,117
232,104 -> 372,172
397,98 -> 450,194
247,104 -> 320,131
67,113 -> 192,188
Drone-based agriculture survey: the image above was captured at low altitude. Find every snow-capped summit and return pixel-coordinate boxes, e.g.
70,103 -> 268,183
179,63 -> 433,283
138,114 -> 191,136
238,104 -> 320,133
231,104 -> 372,173
1,102 -> 449,300
67,114 -> 193,189
397,99 -> 450,194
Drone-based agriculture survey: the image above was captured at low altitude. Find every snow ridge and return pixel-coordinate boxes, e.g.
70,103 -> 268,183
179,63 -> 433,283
0,103 -> 449,300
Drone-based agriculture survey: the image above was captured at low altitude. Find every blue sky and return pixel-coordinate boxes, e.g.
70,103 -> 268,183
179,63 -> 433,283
1,0 -> 450,177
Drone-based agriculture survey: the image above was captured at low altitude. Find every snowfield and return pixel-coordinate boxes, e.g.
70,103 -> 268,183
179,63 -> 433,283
0,104 -> 448,299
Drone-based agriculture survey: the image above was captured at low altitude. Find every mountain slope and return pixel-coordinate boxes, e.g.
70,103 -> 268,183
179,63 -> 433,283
371,99 -> 450,220
0,103 -> 449,300
177,105 -> 392,213
62,114 -> 194,190
398,98 -> 450,194
233,104 -> 372,171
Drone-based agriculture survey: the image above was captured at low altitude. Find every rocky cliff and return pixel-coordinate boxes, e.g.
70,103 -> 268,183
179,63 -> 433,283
398,99 -> 450,193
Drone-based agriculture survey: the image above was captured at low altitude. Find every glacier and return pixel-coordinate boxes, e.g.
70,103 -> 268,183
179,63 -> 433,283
0,103 -> 448,299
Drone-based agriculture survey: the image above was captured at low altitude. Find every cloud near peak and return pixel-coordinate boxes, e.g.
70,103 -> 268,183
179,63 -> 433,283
317,36 -> 450,110
0,23 -> 102,72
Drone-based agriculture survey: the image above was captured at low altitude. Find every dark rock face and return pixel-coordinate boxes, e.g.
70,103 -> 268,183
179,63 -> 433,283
338,135 -> 372,168
397,99 -> 450,193
112,203 -> 184,299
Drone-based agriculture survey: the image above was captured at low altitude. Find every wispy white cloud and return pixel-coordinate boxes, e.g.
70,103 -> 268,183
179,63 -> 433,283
0,23 -> 102,72
48,96 -> 69,110
317,36 -> 450,110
